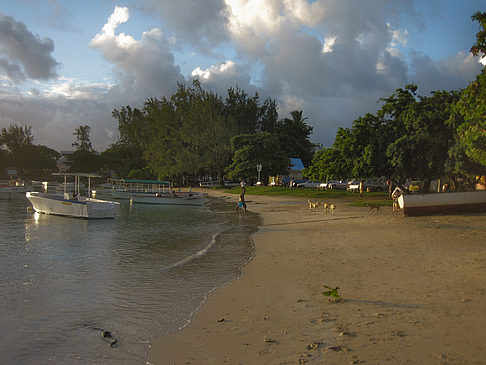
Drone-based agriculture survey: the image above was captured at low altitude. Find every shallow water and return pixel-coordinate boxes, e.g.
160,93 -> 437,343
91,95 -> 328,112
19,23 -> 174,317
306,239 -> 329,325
0,193 -> 260,364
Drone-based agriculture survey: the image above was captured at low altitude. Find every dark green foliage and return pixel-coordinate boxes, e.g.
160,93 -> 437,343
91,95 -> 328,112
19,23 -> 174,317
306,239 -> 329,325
470,12 -> 486,57
0,124 -> 59,178
68,150 -> 101,173
225,132 -> 289,183
109,81 -> 314,184
72,125 -> 93,152
275,110 -> 315,166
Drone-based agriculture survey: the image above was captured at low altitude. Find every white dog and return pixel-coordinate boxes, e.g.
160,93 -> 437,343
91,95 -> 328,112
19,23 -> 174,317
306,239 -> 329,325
308,199 -> 319,211
322,202 -> 330,213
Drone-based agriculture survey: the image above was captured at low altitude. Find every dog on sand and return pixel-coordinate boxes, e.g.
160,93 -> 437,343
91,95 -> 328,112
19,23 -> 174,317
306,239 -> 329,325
307,200 -> 319,211
368,203 -> 382,213
322,202 -> 330,213
330,204 -> 336,215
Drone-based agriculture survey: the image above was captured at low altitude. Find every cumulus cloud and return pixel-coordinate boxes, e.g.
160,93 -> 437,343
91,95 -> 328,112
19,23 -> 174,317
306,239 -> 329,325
191,60 -> 256,95
0,13 -> 59,82
89,6 -> 184,101
139,0 -> 230,51
1,1 -> 483,152
411,51 -> 483,94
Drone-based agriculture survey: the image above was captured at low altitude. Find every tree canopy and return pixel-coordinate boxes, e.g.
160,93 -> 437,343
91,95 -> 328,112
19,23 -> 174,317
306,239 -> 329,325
109,81 -> 314,184
0,124 -> 59,179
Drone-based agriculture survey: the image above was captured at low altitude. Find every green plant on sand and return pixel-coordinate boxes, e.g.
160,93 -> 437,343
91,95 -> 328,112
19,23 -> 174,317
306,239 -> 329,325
322,285 -> 342,302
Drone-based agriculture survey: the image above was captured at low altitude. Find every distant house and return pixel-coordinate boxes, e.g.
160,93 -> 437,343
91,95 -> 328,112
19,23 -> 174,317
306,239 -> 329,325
289,158 -> 304,180
268,157 -> 305,186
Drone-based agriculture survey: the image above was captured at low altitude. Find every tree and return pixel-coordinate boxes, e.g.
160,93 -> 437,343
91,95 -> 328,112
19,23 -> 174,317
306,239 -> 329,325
72,125 -> 93,151
69,150 -> 102,173
385,90 -> 460,184
101,142 -> 148,179
0,124 -> 59,178
446,12 -> 486,174
70,125 -> 100,172
470,11 -> 486,58
0,147 -> 8,178
224,86 -> 260,134
275,110 -> 315,166
0,124 -> 34,152
303,147 -> 346,181
225,132 -> 289,184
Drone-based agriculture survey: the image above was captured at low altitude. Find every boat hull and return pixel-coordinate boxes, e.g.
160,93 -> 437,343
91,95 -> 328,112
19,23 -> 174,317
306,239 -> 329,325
130,193 -> 206,206
26,192 -> 119,219
398,191 -> 486,217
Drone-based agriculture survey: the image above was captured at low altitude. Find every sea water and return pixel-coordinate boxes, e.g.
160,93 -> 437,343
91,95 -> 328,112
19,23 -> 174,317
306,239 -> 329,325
0,193 -> 260,364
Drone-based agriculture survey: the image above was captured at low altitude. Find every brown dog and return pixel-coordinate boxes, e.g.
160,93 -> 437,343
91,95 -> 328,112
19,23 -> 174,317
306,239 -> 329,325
368,203 -> 382,213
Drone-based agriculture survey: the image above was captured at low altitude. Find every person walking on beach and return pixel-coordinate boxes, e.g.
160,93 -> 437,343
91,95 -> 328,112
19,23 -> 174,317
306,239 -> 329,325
359,181 -> 364,198
236,186 -> 247,213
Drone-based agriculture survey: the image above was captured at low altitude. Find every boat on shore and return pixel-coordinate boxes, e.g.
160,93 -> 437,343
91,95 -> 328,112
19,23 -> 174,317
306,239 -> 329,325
130,191 -> 207,206
398,190 -> 486,217
26,173 -> 119,219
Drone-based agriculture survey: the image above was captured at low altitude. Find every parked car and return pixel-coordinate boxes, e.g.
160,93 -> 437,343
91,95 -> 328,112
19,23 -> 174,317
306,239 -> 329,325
283,178 -> 306,188
347,179 -> 387,192
327,180 -> 349,190
296,180 -> 321,188
347,180 -> 361,192
364,179 -> 387,192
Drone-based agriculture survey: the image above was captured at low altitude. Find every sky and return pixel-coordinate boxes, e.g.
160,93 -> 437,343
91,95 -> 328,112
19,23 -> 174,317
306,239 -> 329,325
0,0 -> 484,152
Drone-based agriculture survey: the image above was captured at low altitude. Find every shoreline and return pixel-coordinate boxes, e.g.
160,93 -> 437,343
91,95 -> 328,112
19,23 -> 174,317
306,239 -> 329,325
148,190 -> 486,364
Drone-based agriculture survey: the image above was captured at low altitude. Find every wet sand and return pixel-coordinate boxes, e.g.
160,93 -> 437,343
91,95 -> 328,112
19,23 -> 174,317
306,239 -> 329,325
148,191 -> 486,364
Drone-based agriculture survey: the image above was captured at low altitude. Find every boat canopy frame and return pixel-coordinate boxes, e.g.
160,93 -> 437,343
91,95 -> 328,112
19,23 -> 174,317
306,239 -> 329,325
52,172 -> 101,199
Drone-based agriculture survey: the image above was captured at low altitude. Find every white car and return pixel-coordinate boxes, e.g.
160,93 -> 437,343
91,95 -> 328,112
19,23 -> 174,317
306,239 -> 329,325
296,180 -> 321,188
327,180 -> 349,190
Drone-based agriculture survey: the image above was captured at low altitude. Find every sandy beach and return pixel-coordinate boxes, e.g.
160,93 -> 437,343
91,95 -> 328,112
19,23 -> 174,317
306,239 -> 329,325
148,190 -> 486,364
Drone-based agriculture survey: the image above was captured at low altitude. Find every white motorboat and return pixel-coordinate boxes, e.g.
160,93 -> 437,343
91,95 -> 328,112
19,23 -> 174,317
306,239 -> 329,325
26,173 -> 119,219
398,190 -> 486,217
130,191 -> 207,206
111,179 -> 172,199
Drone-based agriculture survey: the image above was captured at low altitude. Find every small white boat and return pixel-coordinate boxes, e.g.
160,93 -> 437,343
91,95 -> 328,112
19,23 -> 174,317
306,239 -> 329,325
0,180 -> 27,199
398,190 -> 486,217
26,173 -> 119,219
130,191 -> 207,206
111,179 -> 171,200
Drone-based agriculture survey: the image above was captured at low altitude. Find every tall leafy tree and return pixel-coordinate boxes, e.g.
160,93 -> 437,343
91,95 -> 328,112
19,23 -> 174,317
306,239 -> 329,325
1,124 -> 34,152
70,125 -> 100,172
226,132 -> 289,184
449,12 -> 486,171
303,147 -> 347,181
385,90 -> 460,184
72,125 -> 93,152
275,110 -> 315,166
470,11 -> 486,59
0,124 -> 58,178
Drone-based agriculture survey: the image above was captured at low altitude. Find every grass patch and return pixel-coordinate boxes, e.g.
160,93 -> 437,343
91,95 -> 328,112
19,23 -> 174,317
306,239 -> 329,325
218,186 -> 391,203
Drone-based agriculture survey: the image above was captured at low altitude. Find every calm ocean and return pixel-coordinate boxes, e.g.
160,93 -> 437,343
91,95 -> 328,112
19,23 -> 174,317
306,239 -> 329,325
0,192 -> 260,364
